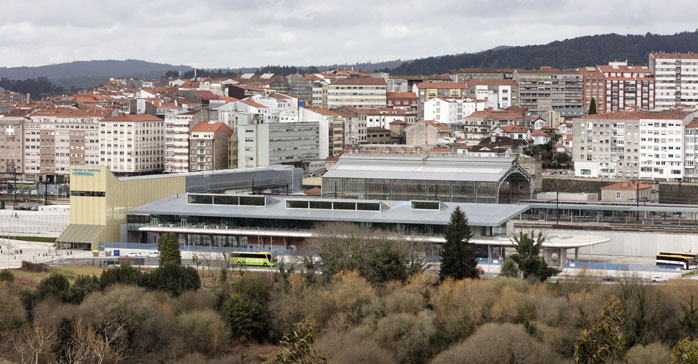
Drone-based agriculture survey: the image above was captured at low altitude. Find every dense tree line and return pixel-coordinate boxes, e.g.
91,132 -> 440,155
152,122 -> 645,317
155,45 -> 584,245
389,30 -> 698,75
0,77 -> 64,97
5,226 -> 698,362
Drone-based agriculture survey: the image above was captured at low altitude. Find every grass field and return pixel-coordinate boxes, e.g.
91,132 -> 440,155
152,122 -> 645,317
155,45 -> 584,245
9,265 -> 106,288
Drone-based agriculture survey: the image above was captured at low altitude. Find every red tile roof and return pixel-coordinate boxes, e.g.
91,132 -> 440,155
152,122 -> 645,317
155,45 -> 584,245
32,109 -> 113,118
239,99 -> 268,109
531,130 -> 549,137
424,120 -> 452,131
651,53 -> 698,59
575,110 -> 689,120
303,107 -> 338,116
498,125 -> 529,133
191,121 -> 233,135
601,181 -> 652,190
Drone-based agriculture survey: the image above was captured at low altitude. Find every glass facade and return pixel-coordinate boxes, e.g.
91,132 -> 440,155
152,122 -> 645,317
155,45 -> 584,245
322,178 -> 498,203
127,213 -> 506,239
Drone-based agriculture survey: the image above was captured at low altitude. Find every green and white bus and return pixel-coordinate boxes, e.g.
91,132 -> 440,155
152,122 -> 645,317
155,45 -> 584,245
229,251 -> 276,267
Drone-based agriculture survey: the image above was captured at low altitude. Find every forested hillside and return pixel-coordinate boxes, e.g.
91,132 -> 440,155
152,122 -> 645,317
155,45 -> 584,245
388,31 -> 698,75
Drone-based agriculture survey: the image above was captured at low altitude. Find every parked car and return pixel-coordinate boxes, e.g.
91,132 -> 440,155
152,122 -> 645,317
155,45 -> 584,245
603,275 -> 615,282
651,276 -> 668,283
147,251 -> 160,258
126,252 -> 141,257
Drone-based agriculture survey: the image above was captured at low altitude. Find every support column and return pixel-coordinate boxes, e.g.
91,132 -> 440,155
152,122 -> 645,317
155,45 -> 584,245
574,247 -> 579,261
560,248 -> 567,267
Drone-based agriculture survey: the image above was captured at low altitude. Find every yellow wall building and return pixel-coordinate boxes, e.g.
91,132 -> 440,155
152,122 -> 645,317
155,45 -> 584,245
58,166 -> 186,249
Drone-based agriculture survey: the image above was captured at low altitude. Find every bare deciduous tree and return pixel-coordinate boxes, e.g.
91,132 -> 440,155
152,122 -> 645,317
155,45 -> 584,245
11,322 -> 56,364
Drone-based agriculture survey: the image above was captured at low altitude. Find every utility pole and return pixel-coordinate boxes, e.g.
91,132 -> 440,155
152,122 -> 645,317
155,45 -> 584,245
636,180 -> 640,222
556,179 -> 560,225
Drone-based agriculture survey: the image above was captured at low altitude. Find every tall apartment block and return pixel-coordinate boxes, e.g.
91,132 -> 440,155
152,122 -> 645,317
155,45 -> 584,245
650,53 -> 698,110
580,62 -> 655,114
572,110 -> 697,181
514,68 -> 583,115
99,113 -> 165,175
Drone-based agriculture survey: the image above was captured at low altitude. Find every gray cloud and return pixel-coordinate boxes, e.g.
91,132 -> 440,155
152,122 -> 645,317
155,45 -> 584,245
0,0 -> 696,68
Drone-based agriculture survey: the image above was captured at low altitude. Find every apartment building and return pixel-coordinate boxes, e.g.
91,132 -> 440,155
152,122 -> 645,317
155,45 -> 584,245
514,68 -> 583,115
464,79 -> 518,109
189,122 -> 233,171
597,62 -> 654,112
0,116 -> 25,176
684,117 -> 698,181
413,82 -> 468,119
300,107 -> 342,159
326,78 -> 387,109
237,121 -> 319,168
451,68 -> 515,82
386,92 -> 417,111
25,109 -> 114,178
423,97 -> 485,125
164,110 -> 196,173
461,107 -> 526,142
579,67 -> 606,113
572,110 -> 696,180
650,53 -> 698,110
99,113 -> 165,175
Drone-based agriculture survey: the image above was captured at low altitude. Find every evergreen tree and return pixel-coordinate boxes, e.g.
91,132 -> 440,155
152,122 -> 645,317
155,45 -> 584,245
510,231 -> 560,281
439,207 -> 479,280
588,98 -> 597,115
157,233 -> 181,266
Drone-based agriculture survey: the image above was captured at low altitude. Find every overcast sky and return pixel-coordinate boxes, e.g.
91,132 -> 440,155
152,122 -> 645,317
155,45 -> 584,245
1,0 -> 697,69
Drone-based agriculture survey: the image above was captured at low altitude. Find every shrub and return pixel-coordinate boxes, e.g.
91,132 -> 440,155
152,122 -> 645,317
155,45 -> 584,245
67,274 -> 100,304
178,289 -> 217,312
627,342 -> 671,364
320,271 -> 375,324
0,286 -> 25,331
99,264 -> 142,289
36,273 -> 70,301
318,328 -> 397,364
223,293 -> 269,340
500,258 -> 519,277
142,264 -> 201,296
178,309 -> 230,356
430,323 -> 561,364
372,310 -> 437,364
0,269 -> 13,282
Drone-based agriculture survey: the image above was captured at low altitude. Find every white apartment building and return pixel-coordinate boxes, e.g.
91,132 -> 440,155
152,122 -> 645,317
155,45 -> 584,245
164,110 -> 197,173
25,109 -> 114,177
684,118 -> 698,181
300,107 -> 338,159
650,53 -> 698,110
573,110 -> 697,180
423,97 -> 485,124
99,113 -> 164,174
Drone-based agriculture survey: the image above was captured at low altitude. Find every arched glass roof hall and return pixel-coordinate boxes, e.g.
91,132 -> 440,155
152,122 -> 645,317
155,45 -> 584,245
321,154 -> 533,204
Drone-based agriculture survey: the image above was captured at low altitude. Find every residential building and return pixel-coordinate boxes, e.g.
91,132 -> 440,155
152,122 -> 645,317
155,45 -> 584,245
386,92 -> 418,111
423,97 -> 485,125
451,68 -> 515,82
0,116 -> 25,176
685,118 -> 698,181
300,107 -> 343,159
99,113 -> 165,175
514,68 -> 583,115
405,120 -> 452,147
579,66 -> 606,114
465,79 -> 518,109
164,111 -> 197,173
461,107 -> 526,142
237,121 -> 319,168
326,78 -> 387,109
650,53 -> 698,110
600,181 -> 653,202
572,110 -> 696,180
25,109 -> 114,178
413,82 -> 468,119
386,77 -> 409,93
530,130 -> 551,145
189,122 -> 233,171
366,127 -> 396,144
597,62 -> 654,112
492,125 -> 531,141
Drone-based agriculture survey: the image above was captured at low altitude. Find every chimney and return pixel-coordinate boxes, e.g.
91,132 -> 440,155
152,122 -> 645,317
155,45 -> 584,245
26,93 -> 30,104
491,135 -> 496,143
